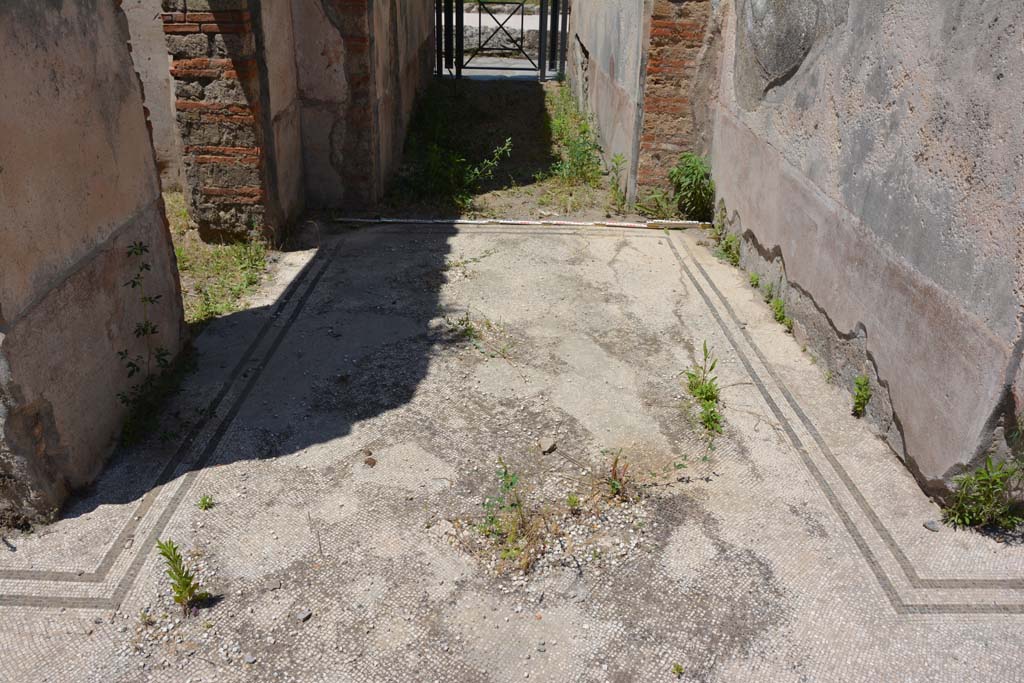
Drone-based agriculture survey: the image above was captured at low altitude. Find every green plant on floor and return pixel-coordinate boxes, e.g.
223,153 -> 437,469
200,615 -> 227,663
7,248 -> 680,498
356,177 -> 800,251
156,539 -> 210,616
567,492 -> 582,514
852,374 -> 872,417
761,281 -> 775,303
479,459 -> 542,571
197,495 -> 215,511
771,298 -> 794,333
606,450 -> 630,499
943,456 -> 1023,530
636,188 -> 679,219
687,341 -> 723,435
717,232 -> 741,267
699,399 -> 724,434
446,312 -> 483,342
687,341 -> 720,404
608,153 -> 628,215
668,152 -> 715,222
672,662 -> 686,678
749,272 -> 760,288
548,85 -> 603,187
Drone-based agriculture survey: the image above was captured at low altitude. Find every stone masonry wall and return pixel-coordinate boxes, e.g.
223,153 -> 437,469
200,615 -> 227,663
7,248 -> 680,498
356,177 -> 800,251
1,0 -> 186,526
161,0 -> 303,240
162,2 -> 267,239
636,0 -> 713,192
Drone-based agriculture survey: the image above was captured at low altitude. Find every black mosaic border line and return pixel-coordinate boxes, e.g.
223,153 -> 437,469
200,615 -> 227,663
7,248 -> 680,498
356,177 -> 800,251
0,242 -> 339,608
1,225 -> 1018,614
667,235 -> 1024,614
0,225 -> 636,607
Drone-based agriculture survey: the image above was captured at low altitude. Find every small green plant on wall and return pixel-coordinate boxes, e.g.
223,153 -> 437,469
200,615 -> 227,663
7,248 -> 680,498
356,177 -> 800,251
607,153 -> 628,215
771,298 -> 794,333
852,374 -> 872,417
117,241 -> 174,444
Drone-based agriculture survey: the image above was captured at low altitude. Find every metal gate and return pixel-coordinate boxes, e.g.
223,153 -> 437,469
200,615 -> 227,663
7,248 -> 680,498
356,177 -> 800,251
435,0 -> 569,80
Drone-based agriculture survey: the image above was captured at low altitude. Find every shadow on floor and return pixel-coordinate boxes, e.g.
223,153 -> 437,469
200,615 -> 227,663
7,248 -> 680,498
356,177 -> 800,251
60,222 -> 460,519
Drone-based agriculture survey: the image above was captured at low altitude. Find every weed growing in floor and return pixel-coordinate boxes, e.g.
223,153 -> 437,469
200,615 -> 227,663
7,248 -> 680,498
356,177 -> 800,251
170,201 -> 268,329
668,152 -> 715,222
606,449 -> 631,499
444,249 -> 498,276
156,539 -> 210,616
547,84 -> 602,186
672,662 -> 686,678
607,153 -> 628,215
197,495 -> 215,511
567,493 -> 581,514
636,188 -> 679,219
478,459 -> 543,572
943,456 -> 1023,530
749,272 -> 760,288
418,137 -> 513,210
138,610 -> 156,627
699,399 -> 724,433
852,374 -> 872,417
771,298 -> 794,333
687,341 -> 724,434
446,312 -> 483,342
761,281 -> 775,303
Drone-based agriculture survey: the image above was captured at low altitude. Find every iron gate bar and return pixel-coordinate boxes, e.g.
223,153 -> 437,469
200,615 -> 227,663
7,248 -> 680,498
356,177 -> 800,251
558,0 -> 568,76
462,2 -> 537,70
435,0 -> 443,74
456,0 -> 464,78
443,0 -> 454,70
538,0 -> 547,81
548,0 -> 560,66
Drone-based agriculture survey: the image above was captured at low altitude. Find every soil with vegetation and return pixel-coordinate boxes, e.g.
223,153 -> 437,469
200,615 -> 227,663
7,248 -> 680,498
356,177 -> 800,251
165,193 -> 269,331
368,79 -> 647,223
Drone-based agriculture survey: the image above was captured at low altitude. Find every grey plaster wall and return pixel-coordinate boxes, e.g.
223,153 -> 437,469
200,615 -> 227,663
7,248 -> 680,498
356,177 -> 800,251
257,0 -> 305,226
370,0 -> 435,197
291,0 -> 433,208
124,0 -> 184,190
0,1 -> 186,525
567,0 -> 652,200
708,0 -> 1024,493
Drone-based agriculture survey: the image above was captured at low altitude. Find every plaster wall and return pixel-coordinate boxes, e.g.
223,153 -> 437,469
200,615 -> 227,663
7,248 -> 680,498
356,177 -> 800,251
370,0 -> 435,197
258,0 -> 305,225
567,0 -> 651,200
292,0 -> 433,208
124,0 -> 185,190
709,0 -> 1024,492
0,0 -> 186,525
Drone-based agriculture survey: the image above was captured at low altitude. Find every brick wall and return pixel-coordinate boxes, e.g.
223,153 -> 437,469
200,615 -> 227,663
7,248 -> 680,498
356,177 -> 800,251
162,2 -> 268,240
636,0 -> 712,191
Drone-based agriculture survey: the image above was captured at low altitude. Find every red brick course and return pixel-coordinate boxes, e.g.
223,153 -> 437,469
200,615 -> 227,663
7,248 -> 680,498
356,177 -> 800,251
163,9 -> 267,237
637,0 -> 712,193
